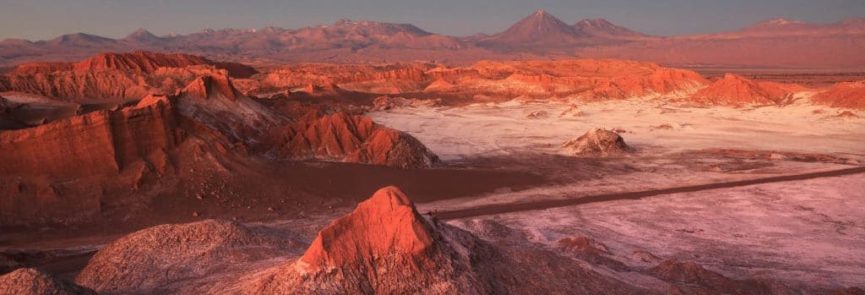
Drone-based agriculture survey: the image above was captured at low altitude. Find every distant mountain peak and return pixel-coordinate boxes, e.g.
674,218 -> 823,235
47,33 -> 115,46
482,9 -> 583,46
573,18 -> 648,38
123,28 -> 161,42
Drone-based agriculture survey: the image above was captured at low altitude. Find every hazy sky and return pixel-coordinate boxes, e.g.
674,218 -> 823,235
1,0 -> 864,40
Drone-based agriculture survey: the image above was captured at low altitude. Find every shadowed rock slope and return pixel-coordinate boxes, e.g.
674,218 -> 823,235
0,268 -> 95,295
75,220 -> 297,294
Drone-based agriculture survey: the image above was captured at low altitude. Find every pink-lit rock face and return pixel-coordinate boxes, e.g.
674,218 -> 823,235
0,51 -> 254,101
689,74 -> 804,106
814,80 -> 865,109
2,10 -> 865,292
301,186 -> 435,269
0,95 -> 177,178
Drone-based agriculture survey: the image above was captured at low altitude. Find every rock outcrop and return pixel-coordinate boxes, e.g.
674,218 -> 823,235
813,80 -> 865,109
562,128 -> 632,156
255,59 -> 708,101
0,93 -> 178,178
245,186 -> 643,295
75,220 -> 293,294
0,268 -> 95,295
174,71 -> 281,143
267,111 -> 439,168
0,51 -> 256,100
689,74 -> 803,106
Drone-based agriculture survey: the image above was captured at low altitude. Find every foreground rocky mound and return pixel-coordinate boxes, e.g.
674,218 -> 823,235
813,80 -> 865,109
648,260 -> 793,294
267,111 -> 439,168
689,74 -> 803,106
562,128 -> 632,156
0,268 -> 95,295
75,220 -> 294,294
245,186 -> 641,294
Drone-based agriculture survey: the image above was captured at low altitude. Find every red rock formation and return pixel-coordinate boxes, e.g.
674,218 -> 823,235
689,74 -> 804,106
257,59 -> 707,101
1,51 -> 256,100
0,268 -> 95,295
562,128 -> 632,156
301,186 -> 434,269
174,71 -> 281,143
813,80 -> 865,109
0,94 -> 178,178
267,111 -> 438,168
248,186 -> 644,294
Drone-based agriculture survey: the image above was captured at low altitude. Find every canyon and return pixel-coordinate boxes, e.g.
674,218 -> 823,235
0,7 -> 864,295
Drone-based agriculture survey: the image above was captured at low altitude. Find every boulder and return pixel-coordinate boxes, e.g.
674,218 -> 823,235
562,128 -> 631,156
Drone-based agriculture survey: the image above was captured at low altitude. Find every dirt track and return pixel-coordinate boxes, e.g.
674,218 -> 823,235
436,166 -> 865,220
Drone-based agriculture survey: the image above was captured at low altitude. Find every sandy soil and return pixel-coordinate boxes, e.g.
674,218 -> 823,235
366,99 -> 865,289
370,99 -> 865,161
447,172 -> 865,289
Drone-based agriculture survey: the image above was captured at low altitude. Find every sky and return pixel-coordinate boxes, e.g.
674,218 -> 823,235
0,0 -> 864,40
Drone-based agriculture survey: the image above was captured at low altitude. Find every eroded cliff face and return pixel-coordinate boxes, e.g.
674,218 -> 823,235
0,54 -> 443,226
265,111 -> 439,168
0,95 -> 178,178
0,51 -> 255,101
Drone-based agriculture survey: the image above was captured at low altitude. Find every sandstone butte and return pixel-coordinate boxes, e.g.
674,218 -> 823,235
813,80 -> 865,109
689,73 -> 804,106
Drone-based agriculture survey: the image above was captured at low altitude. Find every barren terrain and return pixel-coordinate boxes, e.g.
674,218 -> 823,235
1,49 -> 864,294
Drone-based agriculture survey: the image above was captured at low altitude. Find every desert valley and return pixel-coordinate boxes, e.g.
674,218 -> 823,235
0,6 -> 864,295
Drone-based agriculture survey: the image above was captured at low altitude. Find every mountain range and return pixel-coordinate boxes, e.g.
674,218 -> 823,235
1,9 -> 864,68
